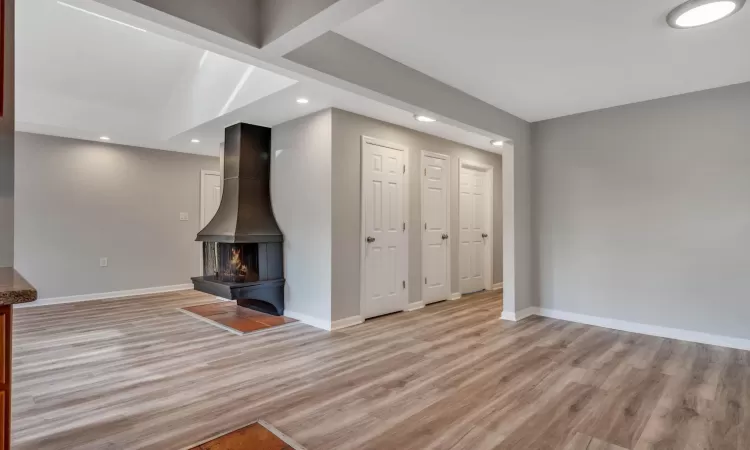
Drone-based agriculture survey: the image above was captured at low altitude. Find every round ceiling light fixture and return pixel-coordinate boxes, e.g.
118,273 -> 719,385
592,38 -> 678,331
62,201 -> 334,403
296,98 -> 309,104
667,0 -> 745,28
99,136 -> 111,141
490,140 -> 504,147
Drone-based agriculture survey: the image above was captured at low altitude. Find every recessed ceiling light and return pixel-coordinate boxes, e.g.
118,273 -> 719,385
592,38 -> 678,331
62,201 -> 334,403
57,1 -> 147,32
191,139 -> 201,143
491,140 -> 504,147
667,0 -> 745,28
99,136 -> 110,141
296,98 -> 310,104
414,114 -> 436,123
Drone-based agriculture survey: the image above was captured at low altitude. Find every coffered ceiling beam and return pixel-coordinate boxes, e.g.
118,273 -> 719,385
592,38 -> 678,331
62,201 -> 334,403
118,0 -> 263,47
96,0 -> 384,55
258,0 -> 384,55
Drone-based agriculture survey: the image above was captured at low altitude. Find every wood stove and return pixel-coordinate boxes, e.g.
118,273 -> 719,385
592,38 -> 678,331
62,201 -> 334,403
191,123 -> 285,316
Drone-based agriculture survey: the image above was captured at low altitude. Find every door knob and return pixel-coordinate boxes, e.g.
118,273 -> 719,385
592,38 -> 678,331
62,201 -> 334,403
482,233 -> 489,238
442,234 -> 449,240
366,236 -> 376,243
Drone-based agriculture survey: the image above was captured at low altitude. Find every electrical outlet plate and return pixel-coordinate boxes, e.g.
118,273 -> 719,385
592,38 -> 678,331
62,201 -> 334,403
180,212 -> 189,221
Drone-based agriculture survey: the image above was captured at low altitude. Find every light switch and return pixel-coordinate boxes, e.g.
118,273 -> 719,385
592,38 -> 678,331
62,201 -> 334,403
100,257 -> 108,267
180,212 -> 189,221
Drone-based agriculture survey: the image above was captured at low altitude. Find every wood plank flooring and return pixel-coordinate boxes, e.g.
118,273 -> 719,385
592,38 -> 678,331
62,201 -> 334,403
10,290 -> 750,449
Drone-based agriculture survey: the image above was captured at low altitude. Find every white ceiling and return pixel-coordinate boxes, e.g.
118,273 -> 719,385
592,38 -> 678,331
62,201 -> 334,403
16,0 -> 505,157
337,0 -> 750,121
16,0 -> 300,155
18,2 -> 195,112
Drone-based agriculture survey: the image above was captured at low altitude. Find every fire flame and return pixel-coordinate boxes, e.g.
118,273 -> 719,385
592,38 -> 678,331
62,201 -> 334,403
230,247 -> 248,278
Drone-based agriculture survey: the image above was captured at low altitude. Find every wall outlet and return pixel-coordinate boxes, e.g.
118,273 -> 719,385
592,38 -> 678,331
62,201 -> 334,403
180,212 -> 189,221
100,257 -> 108,268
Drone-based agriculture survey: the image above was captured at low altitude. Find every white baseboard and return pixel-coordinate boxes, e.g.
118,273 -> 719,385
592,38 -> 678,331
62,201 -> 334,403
283,310 -> 332,331
492,282 -> 504,291
516,307 -> 537,321
284,310 -> 364,332
534,307 -> 750,351
449,292 -> 462,301
405,302 -> 425,312
16,284 -> 194,308
331,315 -> 365,331
500,306 -> 542,322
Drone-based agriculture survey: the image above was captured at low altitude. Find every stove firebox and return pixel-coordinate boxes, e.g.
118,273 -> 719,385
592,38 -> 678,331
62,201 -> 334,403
194,242 -> 284,316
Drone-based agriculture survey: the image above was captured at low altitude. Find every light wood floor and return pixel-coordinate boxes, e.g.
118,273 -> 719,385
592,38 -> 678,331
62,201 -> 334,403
11,290 -> 750,450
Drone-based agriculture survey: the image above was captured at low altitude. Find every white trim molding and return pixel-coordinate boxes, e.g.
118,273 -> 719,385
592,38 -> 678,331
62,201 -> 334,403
500,307 -> 536,322
331,315 -> 365,331
449,292 -> 462,301
17,284 -> 194,308
500,143 -> 516,321
492,282 -> 504,291
533,308 -> 750,351
284,311 -> 365,332
405,302 -> 426,312
283,310 -> 332,331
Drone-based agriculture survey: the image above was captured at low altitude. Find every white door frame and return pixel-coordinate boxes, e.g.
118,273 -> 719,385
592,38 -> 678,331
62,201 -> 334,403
199,170 -> 221,275
421,150 -> 451,304
458,159 -> 494,293
499,143 -> 517,321
359,136 -> 410,318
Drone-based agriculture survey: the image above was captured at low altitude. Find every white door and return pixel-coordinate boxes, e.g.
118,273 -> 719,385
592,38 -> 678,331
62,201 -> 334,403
362,138 -> 407,319
200,170 -> 221,275
422,152 -> 450,304
459,166 -> 489,294
201,171 -> 222,228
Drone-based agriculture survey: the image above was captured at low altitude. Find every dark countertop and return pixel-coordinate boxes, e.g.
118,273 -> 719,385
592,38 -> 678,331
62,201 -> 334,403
0,268 -> 37,306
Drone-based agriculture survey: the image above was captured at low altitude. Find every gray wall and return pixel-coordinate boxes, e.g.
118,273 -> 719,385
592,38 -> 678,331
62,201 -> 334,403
0,0 -> 14,267
331,109 -> 503,321
14,133 -> 219,299
533,82 -> 750,339
271,110 -> 333,322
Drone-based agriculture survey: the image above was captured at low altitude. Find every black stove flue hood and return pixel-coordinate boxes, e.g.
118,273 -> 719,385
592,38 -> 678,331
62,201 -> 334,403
196,123 -> 282,243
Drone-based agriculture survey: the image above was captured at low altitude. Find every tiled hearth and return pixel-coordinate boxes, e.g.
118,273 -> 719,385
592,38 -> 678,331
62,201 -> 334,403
180,301 -> 296,335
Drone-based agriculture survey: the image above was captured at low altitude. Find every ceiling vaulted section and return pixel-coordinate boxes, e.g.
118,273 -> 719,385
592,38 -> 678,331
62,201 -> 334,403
17,0 -> 296,155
